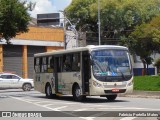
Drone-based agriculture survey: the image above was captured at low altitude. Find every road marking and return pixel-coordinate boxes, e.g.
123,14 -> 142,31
74,109 -> 88,111
51,106 -> 67,111
65,103 -> 77,105
80,117 -> 95,120
147,108 -> 160,111
11,96 -> 81,117
42,104 -> 53,107
23,99 -> 40,102
34,101 -> 50,104
19,98 -> 77,105
120,117 -> 137,120
10,96 -> 63,111
99,107 -> 146,110
0,95 -> 7,98
91,104 -> 123,107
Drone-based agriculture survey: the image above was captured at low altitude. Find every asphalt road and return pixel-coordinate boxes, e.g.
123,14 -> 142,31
0,89 -> 160,120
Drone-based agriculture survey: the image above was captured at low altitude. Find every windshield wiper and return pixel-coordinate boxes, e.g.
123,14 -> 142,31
94,60 -> 105,73
116,67 -> 126,80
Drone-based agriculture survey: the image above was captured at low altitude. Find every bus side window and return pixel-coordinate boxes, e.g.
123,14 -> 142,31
50,57 -> 54,68
41,57 -> 47,73
34,57 -> 41,73
72,53 -> 80,71
47,56 -> 54,73
63,55 -> 71,72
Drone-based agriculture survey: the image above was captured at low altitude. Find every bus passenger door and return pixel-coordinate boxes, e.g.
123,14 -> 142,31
82,51 -> 90,95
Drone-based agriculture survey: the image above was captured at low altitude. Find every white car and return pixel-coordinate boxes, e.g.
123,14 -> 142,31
0,73 -> 34,91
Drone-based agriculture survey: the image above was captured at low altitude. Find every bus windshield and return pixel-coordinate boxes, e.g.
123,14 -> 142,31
91,49 -> 132,81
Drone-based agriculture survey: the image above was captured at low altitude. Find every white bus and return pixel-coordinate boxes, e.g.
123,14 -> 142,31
34,45 -> 133,101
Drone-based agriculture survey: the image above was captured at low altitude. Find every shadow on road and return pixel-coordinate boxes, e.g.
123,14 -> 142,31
0,89 -> 129,103
33,95 -> 129,103
0,89 -> 34,93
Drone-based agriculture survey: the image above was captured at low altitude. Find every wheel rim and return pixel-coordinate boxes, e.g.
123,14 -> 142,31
75,87 -> 81,97
24,84 -> 31,91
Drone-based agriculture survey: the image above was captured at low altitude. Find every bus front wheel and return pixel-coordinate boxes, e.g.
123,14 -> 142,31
73,85 -> 85,101
45,84 -> 52,98
106,95 -> 117,101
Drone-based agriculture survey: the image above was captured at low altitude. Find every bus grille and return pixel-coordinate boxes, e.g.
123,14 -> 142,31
103,84 -> 126,88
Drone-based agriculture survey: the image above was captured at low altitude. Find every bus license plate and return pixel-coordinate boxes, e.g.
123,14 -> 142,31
112,88 -> 119,92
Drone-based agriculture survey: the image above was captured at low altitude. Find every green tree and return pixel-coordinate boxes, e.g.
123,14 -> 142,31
65,0 -> 97,32
154,58 -> 160,74
65,0 -> 160,42
128,16 -> 160,75
0,0 -> 31,44
66,0 -> 160,75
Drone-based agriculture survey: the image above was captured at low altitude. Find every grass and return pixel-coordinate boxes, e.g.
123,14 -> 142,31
133,76 -> 160,91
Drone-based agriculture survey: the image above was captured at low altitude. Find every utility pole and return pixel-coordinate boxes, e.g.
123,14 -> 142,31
98,0 -> 101,45
60,11 -> 78,49
63,11 -> 67,49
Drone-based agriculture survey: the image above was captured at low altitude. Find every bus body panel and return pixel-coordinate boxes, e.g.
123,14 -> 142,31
34,73 -> 56,94
57,72 -> 81,95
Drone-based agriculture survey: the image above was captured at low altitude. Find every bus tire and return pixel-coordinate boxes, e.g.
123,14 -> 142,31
106,95 -> 117,101
45,84 -> 53,98
73,85 -> 86,101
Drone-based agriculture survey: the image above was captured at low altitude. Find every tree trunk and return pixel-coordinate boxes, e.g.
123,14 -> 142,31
146,63 -> 149,75
141,59 -> 146,76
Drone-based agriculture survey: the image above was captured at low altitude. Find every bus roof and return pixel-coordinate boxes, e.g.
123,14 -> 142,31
34,45 -> 128,57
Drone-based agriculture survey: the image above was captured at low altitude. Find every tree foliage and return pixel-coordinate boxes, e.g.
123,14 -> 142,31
154,58 -> 160,74
66,0 -> 160,35
65,0 -> 97,32
66,0 -> 160,75
0,0 -> 31,44
126,16 -> 160,74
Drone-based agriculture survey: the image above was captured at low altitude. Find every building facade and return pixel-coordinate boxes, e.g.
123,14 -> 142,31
0,26 -> 64,78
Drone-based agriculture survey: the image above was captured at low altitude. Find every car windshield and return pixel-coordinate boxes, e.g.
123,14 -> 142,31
91,49 -> 132,81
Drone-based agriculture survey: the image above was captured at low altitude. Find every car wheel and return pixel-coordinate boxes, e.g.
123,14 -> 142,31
106,95 -> 117,101
73,85 -> 86,101
22,83 -> 32,91
45,84 -> 53,98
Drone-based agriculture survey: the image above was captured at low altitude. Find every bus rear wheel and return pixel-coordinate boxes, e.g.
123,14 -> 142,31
106,95 -> 117,101
73,85 -> 86,101
45,84 -> 52,98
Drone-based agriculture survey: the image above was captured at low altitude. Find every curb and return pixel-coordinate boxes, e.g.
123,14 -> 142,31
118,90 -> 160,99
118,95 -> 160,99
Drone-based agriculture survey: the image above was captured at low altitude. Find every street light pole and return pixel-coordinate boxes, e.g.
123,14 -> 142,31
63,11 -> 67,49
98,0 -> 101,45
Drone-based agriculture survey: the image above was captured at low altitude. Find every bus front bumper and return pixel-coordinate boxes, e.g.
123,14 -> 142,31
89,83 -> 133,96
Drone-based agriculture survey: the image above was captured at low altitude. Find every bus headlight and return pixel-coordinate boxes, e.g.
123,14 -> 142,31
128,80 -> 133,86
93,81 -> 102,87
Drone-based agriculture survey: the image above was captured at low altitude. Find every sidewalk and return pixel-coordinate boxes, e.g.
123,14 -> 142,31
118,90 -> 160,99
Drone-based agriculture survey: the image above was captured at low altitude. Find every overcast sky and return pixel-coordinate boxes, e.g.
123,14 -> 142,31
28,0 -> 72,18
